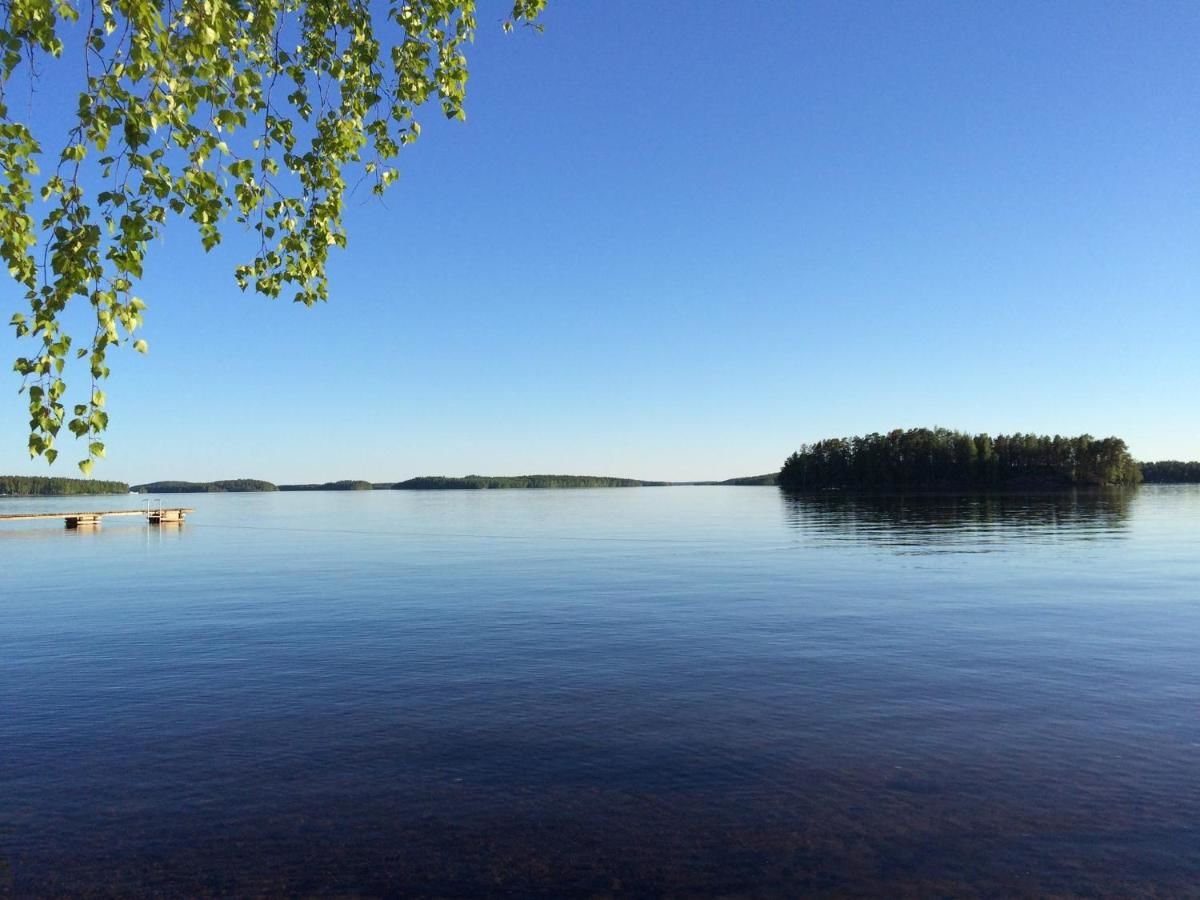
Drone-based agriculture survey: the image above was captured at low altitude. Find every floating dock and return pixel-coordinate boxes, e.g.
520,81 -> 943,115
0,508 -> 193,528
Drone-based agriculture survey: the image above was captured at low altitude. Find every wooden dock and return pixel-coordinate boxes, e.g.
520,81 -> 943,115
0,508 -> 194,528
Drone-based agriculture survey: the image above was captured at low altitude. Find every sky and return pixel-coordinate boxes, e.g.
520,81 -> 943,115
1,0 -> 1197,483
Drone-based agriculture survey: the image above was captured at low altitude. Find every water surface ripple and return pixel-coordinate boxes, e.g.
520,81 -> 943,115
1,486 -> 1198,897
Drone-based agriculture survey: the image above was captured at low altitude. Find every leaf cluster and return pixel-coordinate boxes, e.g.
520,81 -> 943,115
1,0 -> 545,471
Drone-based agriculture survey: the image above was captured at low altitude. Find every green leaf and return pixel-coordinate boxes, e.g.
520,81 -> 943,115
4,0 -> 549,466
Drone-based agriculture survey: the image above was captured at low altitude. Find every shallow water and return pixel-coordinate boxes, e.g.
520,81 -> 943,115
1,486 -> 1198,897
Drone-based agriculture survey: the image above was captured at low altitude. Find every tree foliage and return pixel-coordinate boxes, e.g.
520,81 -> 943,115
1,0 -> 545,471
779,428 -> 1143,491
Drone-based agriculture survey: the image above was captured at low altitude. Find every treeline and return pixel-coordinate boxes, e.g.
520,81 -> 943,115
0,475 -> 129,496
279,481 -> 373,491
1140,461 -> 1200,483
132,479 -> 278,493
779,428 -> 1142,491
721,473 -> 778,486
393,475 -> 665,490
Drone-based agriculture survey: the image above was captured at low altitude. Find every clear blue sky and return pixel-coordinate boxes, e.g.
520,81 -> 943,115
2,0 -> 1197,482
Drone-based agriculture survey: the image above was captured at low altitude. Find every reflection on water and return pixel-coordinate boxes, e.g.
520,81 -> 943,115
783,488 -> 1132,551
1,487 -> 1198,897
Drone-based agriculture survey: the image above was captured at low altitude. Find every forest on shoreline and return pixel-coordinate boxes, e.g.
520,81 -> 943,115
0,473 -> 778,495
0,475 -> 129,496
1140,461 -> 1200,483
3,438 -> 1199,498
279,481 -> 373,491
779,429 -> 1143,491
130,480 -> 278,493
392,475 -> 666,490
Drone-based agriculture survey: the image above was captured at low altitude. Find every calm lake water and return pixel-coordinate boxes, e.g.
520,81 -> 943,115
2,486 -> 1198,897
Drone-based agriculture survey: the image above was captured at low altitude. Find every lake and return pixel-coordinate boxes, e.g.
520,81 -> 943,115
2,486 -> 1198,897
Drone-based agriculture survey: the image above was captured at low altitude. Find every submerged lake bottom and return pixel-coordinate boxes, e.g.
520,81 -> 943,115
2,486 -> 1198,897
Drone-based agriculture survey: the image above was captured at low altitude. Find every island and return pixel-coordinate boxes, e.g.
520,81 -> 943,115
279,481 -> 373,491
392,475 -> 669,490
131,479 -> 278,493
778,428 -> 1143,492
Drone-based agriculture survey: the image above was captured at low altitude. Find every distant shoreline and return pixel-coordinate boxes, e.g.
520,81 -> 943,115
124,474 -> 781,492
4,464 -> 1199,498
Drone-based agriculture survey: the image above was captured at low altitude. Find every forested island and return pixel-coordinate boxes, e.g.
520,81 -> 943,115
0,475 -> 129,496
779,429 -> 1142,491
279,481 -> 373,491
393,475 -> 667,490
132,479 -> 278,493
1140,461 -> 1200,483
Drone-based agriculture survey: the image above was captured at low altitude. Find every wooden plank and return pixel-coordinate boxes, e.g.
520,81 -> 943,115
0,508 -> 194,522
0,510 -> 143,521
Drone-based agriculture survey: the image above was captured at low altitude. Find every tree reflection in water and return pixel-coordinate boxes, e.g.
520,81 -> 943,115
781,489 -> 1133,552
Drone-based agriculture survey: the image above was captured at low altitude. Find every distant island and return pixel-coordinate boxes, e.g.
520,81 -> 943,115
131,479 -> 278,493
392,475 -> 784,489
392,475 -> 668,490
279,481 -> 373,491
779,428 -> 1143,492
